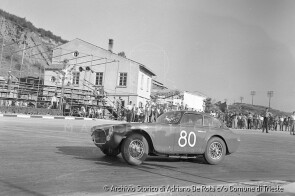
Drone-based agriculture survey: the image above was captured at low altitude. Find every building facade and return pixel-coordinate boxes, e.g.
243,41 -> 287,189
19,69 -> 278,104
44,38 -> 156,107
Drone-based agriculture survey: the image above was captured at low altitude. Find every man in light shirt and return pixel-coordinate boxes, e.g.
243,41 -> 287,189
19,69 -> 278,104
126,101 -> 133,122
279,116 -> 284,131
262,108 -> 271,133
51,93 -> 58,109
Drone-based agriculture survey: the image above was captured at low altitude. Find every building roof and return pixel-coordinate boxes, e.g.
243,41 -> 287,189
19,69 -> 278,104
152,79 -> 168,89
55,38 -> 156,76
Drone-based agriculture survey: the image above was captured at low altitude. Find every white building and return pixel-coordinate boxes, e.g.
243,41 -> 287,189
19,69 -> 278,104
182,91 -> 206,112
44,38 -> 156,107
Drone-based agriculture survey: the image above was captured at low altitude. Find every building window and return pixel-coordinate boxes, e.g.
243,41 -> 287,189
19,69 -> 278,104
118,73 -> 127,87
72,72 -> 80,85
95,72 -> 103,86
147,78 -> 150,92
141,74 -> 144,90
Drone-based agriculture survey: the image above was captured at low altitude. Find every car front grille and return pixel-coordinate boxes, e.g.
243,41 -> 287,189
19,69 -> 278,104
92,129 -> 106,144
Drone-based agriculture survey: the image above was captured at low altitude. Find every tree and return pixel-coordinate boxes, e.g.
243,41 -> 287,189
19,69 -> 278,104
204,97 -> 214,113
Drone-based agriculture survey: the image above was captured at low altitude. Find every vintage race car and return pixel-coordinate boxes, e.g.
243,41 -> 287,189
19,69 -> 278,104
91,111 -> 240,165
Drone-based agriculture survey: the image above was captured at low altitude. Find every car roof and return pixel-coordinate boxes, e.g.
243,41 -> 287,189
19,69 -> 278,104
168,110 -> 214,118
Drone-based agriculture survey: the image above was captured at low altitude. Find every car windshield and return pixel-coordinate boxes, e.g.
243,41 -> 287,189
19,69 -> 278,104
156,111 -> 183,124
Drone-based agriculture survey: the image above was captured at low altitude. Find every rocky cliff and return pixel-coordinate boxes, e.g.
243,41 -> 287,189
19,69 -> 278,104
0,15 -> 66,80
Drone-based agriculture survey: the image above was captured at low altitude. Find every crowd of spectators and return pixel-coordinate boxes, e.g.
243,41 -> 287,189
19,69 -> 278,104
216,109 -> 295,135
115,100 -> 198,123
52,96 -> 295,135
3,89 -> 295,136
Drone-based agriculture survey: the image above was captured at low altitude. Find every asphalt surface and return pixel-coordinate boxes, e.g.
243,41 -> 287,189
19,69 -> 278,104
0,117 -> 295,196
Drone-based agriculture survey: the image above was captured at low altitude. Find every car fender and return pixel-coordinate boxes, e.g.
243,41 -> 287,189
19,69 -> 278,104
125,129 -> 155,153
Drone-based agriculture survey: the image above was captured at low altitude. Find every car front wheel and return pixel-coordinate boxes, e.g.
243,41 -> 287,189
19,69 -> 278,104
204,137 -> 226,165
121,134 -> 149,166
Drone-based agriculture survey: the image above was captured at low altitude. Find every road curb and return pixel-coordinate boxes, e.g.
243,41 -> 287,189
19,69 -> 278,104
0,113 -> 97,121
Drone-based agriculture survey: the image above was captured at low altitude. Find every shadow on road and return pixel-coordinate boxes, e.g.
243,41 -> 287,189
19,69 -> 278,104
56,146 -> 126,165
56,146 -> 234,185
146,156 -> 207,164
56,146 -> 183,169
56,146 -> 207,167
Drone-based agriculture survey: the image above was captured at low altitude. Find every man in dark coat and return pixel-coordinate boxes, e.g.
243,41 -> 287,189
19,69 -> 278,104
262,108 -> 271,133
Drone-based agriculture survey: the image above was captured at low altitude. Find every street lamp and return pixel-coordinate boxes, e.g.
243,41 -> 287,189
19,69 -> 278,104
267,91 -> 274,108
250,91 -> 256,105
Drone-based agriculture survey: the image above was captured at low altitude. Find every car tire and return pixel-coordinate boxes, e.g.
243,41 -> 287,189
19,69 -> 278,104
101,148 -> 120,157
121,133 -> 149,166
204,137 -> 226,165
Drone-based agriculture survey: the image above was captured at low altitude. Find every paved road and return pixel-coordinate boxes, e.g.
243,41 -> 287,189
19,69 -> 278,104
0,117 -> 294,196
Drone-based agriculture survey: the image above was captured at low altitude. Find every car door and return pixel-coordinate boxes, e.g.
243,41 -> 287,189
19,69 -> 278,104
173,113 -> 207,154
152,122 -> 178,154
151,111 -> 182,154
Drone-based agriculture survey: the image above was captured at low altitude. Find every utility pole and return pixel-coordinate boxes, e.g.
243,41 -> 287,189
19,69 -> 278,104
19,40 -> 26,79
59,59 -> 69,111
240,96 -> 244,103
267,91 -> 274,108
250,91 -> 256,105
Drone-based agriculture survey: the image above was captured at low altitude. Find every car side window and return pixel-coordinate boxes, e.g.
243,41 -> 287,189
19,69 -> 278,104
180,114 -> 203,126
204,116 -> 221,128
212,118 -> 222,128
204,116 -> 213,127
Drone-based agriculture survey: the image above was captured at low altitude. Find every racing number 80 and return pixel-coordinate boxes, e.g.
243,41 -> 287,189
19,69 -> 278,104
178,130 -> 196,147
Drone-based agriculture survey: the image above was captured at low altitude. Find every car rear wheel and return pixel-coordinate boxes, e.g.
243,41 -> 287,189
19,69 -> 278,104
204,137 -> 226,165
121,134 -> 149,166
101,148 -> 120,157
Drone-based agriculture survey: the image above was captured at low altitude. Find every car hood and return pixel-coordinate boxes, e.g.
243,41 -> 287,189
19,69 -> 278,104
91,122 -> 159,132
91,123 -> 129,132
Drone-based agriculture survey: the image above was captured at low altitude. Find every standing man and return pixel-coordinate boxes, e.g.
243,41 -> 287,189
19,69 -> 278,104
247,112 -> 253,129
51,93 -> 58,109
290,112 -> 295,135
125,101 -> 133,122
144,102 -> 150,123
279,116 -> 284,131
274,115 -> 279,131
131,103 -> 136,122
262,108 -> 271,133
253,114 -> 258,129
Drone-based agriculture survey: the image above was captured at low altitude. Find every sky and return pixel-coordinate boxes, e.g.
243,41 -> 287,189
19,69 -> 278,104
1,0 -> 295,112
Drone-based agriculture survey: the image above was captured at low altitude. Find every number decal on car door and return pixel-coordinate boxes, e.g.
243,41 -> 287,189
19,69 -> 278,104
178,130 -> 196,147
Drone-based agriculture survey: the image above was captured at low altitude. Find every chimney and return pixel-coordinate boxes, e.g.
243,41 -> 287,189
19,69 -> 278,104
108,39 -> 113,52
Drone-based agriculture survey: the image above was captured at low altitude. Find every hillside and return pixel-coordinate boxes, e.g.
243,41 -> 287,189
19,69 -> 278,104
228,103 -> 291,116
0,9 -> 67,80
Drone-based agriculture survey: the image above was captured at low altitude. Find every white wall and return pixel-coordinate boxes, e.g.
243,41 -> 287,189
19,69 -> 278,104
183,92 -> 206,112
136,69 -> 152,106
